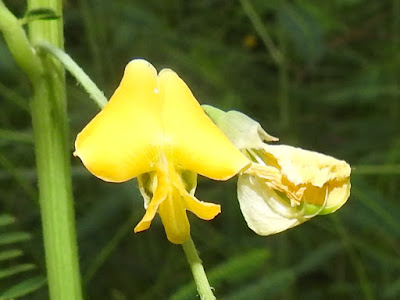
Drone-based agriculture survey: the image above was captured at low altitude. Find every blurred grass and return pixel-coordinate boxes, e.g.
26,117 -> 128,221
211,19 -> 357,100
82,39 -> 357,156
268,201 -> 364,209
1,0 -> 399,299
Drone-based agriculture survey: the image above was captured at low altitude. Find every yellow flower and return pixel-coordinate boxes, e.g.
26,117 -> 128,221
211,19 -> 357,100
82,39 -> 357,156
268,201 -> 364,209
203,106 -> 351,235
74,60 -> 250,244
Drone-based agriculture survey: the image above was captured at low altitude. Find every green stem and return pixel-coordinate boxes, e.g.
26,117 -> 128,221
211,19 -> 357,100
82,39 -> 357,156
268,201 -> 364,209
37,41 -> 107,108
239,0 -> 290,132
353,164 -> 400,175
0,1 -> 43,81
239,0 -> 284,66
79,0 -> 105,84
27,0 -> 84,299
0,81 -> 30,111
0,2 -> 83,299
332,215 -> 374,300
182,237 -> 216,300
0,129 -> 33,144
278,50 -> 290,132
0,150 -> 37,202
391,0 -> 400,120
83,214 -> 136,285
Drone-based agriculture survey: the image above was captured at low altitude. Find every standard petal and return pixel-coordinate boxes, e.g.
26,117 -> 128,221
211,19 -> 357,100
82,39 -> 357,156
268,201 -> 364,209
263,144 -> 351,187
75,59 -> 163,182
158,69 -> 250,180
238,174 -> 306,235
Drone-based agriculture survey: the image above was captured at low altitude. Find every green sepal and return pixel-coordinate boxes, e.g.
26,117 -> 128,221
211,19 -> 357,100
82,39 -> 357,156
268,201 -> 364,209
318,205 -> 341,215
202,105 -> 278,149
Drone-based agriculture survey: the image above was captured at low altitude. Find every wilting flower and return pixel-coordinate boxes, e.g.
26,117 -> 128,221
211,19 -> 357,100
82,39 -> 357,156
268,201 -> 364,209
74,59 -> 250,244
203,105 -> 351,235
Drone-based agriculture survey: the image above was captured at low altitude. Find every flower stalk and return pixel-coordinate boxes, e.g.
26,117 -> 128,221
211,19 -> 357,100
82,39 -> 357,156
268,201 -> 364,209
37,41 -> 107,108
182,237 -> 216,300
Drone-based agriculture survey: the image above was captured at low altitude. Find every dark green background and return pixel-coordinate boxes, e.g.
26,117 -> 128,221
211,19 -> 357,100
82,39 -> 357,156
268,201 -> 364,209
1,0 -> 399,299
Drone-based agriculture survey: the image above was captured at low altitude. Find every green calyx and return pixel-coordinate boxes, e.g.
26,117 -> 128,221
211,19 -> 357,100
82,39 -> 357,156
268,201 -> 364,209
202,105 -> 278,149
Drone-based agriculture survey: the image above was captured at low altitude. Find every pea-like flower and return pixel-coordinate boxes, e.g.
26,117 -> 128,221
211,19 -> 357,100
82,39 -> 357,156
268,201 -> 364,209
203,106 -> 351,235
74,59 -> 250,244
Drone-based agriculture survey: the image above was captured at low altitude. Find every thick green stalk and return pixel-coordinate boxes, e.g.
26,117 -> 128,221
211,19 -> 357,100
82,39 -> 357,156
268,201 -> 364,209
27,0 -> 83,299
182,237 -> 216,300
0,1 -> 83,299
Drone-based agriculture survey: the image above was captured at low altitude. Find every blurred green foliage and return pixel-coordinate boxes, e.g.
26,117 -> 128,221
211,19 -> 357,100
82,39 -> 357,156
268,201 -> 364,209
0,0 -> 399,299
